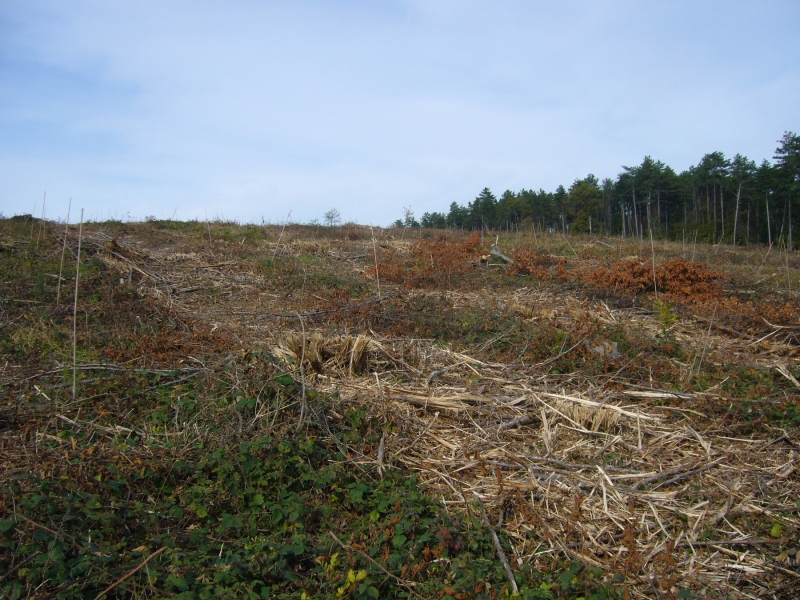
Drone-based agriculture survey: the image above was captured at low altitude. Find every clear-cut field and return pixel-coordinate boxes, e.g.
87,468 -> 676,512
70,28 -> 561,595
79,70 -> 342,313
2,217 -> 799,599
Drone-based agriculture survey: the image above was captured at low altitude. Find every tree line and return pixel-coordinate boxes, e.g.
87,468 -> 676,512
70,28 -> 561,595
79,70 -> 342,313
395,132 -> 800,248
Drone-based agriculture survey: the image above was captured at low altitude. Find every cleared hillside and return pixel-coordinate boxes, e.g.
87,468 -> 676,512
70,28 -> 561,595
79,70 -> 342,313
1,217 -> 799,599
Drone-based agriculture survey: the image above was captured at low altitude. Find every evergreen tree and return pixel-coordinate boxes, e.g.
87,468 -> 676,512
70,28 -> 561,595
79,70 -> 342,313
567,176 -> 602,233
411,133 -> 796,246
469,188 -> 497,230
774,131 -> 800,249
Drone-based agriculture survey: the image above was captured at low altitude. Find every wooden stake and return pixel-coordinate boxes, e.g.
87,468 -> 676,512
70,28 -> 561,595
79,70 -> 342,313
785,240 -> 792,293
650,228 -> 658,298
56,199 -> 72,305
72,209 -> 83,401
37,192 -> 46,244
272,210 -> 291,262
371,227 -> 381,299
694,302 -> 717,379
295,311 -> 306,431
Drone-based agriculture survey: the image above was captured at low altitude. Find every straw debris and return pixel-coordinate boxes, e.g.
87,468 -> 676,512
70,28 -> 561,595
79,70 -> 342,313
4,220 -> 798,598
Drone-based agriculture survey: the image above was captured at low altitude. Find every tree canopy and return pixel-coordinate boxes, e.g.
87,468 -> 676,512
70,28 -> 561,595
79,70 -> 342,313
397,132 -> 800,248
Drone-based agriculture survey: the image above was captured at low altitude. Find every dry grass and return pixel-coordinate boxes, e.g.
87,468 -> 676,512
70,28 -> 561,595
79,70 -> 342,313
3,219 -> 799,598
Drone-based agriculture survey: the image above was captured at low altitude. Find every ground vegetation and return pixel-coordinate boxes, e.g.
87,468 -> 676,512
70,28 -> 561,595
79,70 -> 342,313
1,216 -> 799,598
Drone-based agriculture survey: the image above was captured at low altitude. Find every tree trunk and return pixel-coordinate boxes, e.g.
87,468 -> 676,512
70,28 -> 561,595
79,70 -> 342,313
490,249 -> 514,264
732,181 -> 742,246
684,197 -> 687,230
746,201 -> 750,246
766,193 -> 772,247
657,190 -> 662,230
713,184 -> 717,241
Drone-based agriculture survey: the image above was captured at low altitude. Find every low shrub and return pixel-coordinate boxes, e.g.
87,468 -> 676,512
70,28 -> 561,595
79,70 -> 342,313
373,232 -> 484,289
584,257 -> 723,300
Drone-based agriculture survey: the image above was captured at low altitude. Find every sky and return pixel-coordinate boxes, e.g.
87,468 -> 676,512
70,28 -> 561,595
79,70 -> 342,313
1,1 -> 799,225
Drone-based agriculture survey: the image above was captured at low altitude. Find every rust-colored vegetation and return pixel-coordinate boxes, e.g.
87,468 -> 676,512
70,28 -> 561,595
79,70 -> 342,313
584,256 -> 724,301
506,245 -> 563,279
374,232 -> 484,288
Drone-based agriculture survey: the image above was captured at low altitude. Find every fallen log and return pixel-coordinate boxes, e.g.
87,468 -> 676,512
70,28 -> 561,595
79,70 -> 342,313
490,249 -> 514,264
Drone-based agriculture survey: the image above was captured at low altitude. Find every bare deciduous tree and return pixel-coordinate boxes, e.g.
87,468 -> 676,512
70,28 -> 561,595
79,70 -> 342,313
324,208 -> 341,227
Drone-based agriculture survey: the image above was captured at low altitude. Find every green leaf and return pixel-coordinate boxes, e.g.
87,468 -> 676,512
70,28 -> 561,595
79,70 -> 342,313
392,534 -> 407,548
275,375 -> 295,386
252,493 -> 264,506
195,505 -> 208,518
770,522 -> 782,537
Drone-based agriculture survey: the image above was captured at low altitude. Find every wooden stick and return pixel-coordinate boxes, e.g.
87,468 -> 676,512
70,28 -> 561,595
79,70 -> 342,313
371,226 -> 381,299
474,494 -> 519,594
0,551 -> 41,584
11,512 -> 101,557
693,302 -> 717,378
650,228 -> 658,298
756,242 -> 773,276
528,335 -> 588,371
72,209 -> 83,401
634,461 -> 699,488
37,191 -> 46,244
295,311 -> 306,431
651,458 -> 725,490
785,240 -> 792,293
95,546 -> 167,599
561,233 -> 578,257
761,318 -> 800,330
271,209 -> 291,261
539,391 -> 660,421
499,414 -> 535,430
56,198 -> 71,304
760,433 -> 797,450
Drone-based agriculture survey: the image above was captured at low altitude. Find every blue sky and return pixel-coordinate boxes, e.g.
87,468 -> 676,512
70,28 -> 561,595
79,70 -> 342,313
1,1 -> 798,225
